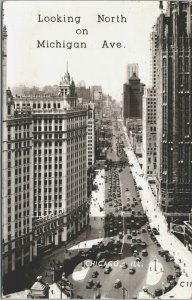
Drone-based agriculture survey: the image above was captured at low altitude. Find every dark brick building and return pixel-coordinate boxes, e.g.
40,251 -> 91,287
156,1 -> 192,218
123,73 -> 144,122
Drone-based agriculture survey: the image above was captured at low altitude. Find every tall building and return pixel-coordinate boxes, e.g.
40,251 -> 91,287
142,24 -> 158,179
14,70 -> 89,244
156,2 -> 192,217
2,26 -> 33,275
123,73 -> 144,122
126,63 -> 139,82
86,103 -> 95,167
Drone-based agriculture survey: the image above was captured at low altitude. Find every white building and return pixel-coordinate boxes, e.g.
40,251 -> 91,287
142,24 -> 157,179
86,103 -> 95,167
14,70 -> 89,247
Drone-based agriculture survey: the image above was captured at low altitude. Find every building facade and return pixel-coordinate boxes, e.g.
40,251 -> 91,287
2,26 -> 33,275
142,24 -> 158,179
156,2 -> 192,216
14,70 -> 89,247
123,73 -> 144,122
86,103 -> 95,167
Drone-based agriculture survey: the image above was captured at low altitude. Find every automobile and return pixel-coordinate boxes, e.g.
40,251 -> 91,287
141,228 -> 146,233
175,270 -> 182,277
132,230 -> 137,236
142,249 -> 148,256
156,242 -> 160,247
154,288 -> 163,297
140,242 -> 147,248
99,259 -> 106,268
119,232 -> 123,239
120,262 -> 128,269
138,186 -> 143,190
136,238 -> 142,243
92,271 -> 99,278
158,250 -> 164,256
129,268 -> 136,274
109,203 -> 113,206
132,238 -> 137,243
114,279 -> 122,288
127,234 -> 132,239
126,188 -> 129,191
136,256 -> 142,262
94,281 -> 101,288
152,227 -> 159,235
167,275 -> 174,282
104,266 -> 112,274
86,279 -> 94,289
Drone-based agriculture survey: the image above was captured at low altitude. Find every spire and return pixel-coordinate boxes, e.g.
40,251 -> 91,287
66,61 -> 69,74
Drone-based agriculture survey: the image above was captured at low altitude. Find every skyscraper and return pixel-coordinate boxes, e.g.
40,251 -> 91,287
2,25 -> 33,275
14,70 -> 89,244
142,24 -> 158,179
156,2 -> 192,218
126,63 -> 139,82
123,73 -> 144,122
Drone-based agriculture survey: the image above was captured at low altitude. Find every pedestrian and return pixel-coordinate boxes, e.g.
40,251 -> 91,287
45,272 -> 47,277
51,290 -> 54,294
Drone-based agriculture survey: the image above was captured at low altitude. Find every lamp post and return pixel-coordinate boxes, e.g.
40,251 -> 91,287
154,256 -> 157,272
122,286 -> 128,299
60,284 -> 64,299
162,281 -> 164,295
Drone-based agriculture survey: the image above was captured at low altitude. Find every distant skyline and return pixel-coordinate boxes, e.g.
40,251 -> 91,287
4,1 -> 165,101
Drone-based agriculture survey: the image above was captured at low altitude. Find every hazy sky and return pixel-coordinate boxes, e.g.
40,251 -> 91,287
4,1 -> 163,100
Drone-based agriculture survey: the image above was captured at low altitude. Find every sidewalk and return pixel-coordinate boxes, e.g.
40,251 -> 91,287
68,168 -> 105,252
49,283 -> 68,299
121,122 -> 192,299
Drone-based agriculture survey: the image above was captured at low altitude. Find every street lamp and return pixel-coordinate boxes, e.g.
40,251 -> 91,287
122,286 -> 128,299
154,256 -> 157,272
162,281 -> 164,295
60,284 -> 64,299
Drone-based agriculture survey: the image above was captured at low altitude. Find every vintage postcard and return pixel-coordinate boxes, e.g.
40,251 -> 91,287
2,1 -> 192,299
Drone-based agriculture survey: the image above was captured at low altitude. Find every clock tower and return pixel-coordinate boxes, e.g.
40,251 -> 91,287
59,63 -> 77,108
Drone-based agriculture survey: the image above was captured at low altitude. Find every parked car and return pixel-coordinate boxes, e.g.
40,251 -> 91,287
120,262 -> 128,269
136,256 -> 142,262
119,232 -> 123,239
129,268 -> 136,274
104,266 -> 112,274
142,249 -> 148,256
154,288 -> 163,297
99,259 -> 106,268
86,279 -> 94,289
167,275 -> 174,282
92,271 -> 99,278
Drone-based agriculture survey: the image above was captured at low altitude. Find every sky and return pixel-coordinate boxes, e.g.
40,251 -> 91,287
4,1 -> 163,101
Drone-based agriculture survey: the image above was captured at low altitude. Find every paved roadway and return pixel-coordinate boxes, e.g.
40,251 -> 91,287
68,122 -> 177,299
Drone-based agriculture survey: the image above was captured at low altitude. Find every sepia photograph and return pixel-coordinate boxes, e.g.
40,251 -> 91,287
1,0 -> 192,299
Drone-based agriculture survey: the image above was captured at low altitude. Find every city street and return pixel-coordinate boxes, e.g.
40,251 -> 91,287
67,120 -> 180,299
4,117 -> 192,299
